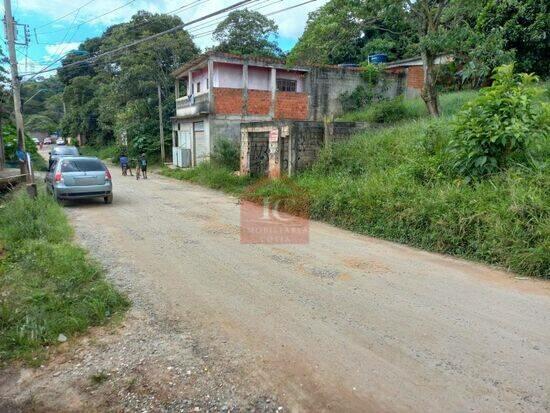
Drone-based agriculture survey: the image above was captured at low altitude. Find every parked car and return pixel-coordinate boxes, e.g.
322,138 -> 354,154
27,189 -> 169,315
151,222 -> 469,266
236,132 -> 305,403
43,137 -> 52,144
55,137 -> 65,145
49,145 -> 79,169
45,156 -> 113,204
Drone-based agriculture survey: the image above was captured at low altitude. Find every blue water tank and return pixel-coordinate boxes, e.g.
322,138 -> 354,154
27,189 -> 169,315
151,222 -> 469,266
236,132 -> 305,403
368,54 -> 388,64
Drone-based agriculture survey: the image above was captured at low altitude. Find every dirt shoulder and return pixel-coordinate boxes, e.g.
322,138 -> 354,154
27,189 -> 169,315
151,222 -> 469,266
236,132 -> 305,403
2,169 -> 549,412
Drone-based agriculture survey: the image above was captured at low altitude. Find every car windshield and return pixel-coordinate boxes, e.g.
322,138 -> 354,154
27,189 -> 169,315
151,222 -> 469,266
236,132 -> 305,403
60,159 -> 105,172
52,146 -> 79,156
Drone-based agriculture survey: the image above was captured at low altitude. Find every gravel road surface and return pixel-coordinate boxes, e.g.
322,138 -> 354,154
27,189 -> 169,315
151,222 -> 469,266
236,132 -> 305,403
2,167 -> 549,412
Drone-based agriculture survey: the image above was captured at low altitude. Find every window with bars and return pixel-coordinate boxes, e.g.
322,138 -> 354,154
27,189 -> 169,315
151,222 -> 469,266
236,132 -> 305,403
276,78 -> 297,92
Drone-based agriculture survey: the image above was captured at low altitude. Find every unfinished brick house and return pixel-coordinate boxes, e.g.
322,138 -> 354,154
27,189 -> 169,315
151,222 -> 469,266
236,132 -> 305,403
385,54 -> 454,98
170,52 -> 378,167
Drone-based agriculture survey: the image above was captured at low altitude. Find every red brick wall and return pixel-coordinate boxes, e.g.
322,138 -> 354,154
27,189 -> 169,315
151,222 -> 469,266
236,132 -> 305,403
407,66 -> 424,90
247,90 -> 271,115
214,88 -> 243,115
275,92 -> 308,120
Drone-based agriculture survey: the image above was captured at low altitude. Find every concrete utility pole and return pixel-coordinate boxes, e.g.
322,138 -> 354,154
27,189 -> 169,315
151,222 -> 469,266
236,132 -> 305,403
4,0 -> 25,169
157,83 -> 165,163
4,0 -> 36,196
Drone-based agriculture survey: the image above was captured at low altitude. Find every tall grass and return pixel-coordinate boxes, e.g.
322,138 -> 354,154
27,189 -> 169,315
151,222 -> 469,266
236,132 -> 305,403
160,162 -> 255,195
0,190 -> 128,364
339,90 -> 479,123
245,117 -> 549,278
160,89 -> 548,277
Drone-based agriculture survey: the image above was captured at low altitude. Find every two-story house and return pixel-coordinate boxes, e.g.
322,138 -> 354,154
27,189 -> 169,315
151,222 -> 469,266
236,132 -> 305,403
170,52 -> 380,167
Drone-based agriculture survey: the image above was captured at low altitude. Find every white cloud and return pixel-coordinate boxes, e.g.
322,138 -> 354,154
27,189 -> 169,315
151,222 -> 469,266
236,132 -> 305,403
24,0 -> 328,50
44,42 -> 82,61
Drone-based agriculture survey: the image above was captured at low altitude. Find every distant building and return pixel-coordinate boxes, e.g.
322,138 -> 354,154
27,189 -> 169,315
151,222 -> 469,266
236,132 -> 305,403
385,54 -> 454,97
170,52 -> 400,167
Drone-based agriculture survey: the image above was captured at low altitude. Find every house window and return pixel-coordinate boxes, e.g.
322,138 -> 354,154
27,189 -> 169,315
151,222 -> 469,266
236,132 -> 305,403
196,81 -> 201,93
276,78 -> 297,92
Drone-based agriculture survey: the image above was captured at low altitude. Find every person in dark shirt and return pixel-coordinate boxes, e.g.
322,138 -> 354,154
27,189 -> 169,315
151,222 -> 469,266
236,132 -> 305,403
139,153 -> 148,179
119,154 -> 132,176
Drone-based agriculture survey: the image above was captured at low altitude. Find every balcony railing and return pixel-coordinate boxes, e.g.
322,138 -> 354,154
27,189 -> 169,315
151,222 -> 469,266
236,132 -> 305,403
175,92 -> 209,117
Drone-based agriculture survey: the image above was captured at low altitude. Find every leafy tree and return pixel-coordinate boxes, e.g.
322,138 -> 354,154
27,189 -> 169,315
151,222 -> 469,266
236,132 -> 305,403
59,11 -> 199,156
213,10 -> 283,58
0,46 -> 11,168
476,0 -> 549,77
25,114 -> 57,134
288,0 -> 413,65
21,77 -> 65,133
451,64 -> 547,177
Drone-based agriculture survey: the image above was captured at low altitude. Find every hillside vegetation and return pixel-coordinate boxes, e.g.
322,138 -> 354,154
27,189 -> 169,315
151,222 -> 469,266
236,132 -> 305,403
164,80 -> 549,278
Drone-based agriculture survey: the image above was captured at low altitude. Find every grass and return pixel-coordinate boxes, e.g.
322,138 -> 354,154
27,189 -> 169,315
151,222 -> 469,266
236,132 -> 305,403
160,162 -> 255,195
0,188 -> 129,365
78,145 -> 119,163
161,90 -> 549,278
271,119 -> 549,278
339,90 -> 479,123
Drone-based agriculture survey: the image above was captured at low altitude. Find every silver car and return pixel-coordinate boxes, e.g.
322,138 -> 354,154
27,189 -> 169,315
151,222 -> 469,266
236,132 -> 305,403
45,156 -> 113,204
49,145 -> 79,169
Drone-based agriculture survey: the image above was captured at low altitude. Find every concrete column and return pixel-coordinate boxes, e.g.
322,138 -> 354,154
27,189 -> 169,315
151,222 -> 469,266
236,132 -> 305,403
240,130 -> 249,175
175,79 -> 180,99
188,71 -> 193,96
207,59 -> 214,112
268,128 -> 280,179
269,67 -> 276,117
242,62 -> 248,115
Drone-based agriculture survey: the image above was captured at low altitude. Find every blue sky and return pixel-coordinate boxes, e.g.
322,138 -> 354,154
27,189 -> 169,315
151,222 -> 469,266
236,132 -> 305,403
1,0 -> 326,78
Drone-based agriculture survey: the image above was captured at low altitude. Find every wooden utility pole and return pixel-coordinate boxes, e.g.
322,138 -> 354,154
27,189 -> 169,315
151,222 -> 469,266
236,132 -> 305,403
157,83 -> 165,163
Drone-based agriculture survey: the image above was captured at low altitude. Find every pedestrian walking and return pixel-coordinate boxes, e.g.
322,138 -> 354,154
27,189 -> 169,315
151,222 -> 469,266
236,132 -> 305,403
139,153 -> 148,179
134,157 -> 141,180
119,154 -> 132,176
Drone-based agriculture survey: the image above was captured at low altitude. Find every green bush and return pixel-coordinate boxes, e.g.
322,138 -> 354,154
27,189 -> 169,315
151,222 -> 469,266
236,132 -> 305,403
362,98 -> 409,123
339,85 -> 377,113
451,64 -> 548,177
211,139 -> 240,171
79,145 -> 121,163
2,123 -> 38,161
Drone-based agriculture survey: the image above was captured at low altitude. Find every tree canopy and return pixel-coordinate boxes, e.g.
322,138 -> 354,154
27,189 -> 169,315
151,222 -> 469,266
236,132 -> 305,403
58,11 -> 199,155
213,10 -> 283,58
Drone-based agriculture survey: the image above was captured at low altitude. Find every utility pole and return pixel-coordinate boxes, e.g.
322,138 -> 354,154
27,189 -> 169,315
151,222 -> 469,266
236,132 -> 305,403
157,83 -> 165,163
4,0 -> 36,196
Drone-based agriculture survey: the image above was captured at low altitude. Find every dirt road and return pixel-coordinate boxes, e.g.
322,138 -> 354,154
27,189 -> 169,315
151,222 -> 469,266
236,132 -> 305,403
4,168 -> 550,412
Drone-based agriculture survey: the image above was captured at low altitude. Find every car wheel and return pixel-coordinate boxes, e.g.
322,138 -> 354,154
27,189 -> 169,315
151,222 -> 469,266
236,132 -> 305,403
104,194 -> 113,204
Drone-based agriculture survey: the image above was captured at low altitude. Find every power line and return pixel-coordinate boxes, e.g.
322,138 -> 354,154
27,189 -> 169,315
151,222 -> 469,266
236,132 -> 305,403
190,0 -> 319,39
36,0 -> 137,35
34,0 -> 95,30
32,0 -> 209,46
186,0 -> 281,33
22,0 -> 321,78
23,0 -> 260,78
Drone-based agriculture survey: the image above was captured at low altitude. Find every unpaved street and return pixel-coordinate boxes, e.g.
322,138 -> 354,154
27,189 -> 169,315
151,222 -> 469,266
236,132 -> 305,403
4,169 -> 550,412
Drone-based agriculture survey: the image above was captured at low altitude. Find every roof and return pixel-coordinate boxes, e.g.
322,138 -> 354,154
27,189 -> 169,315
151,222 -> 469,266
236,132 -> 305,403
385,54 -> 454,69
171,51 -> 365,78
171,51 -> 288,78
